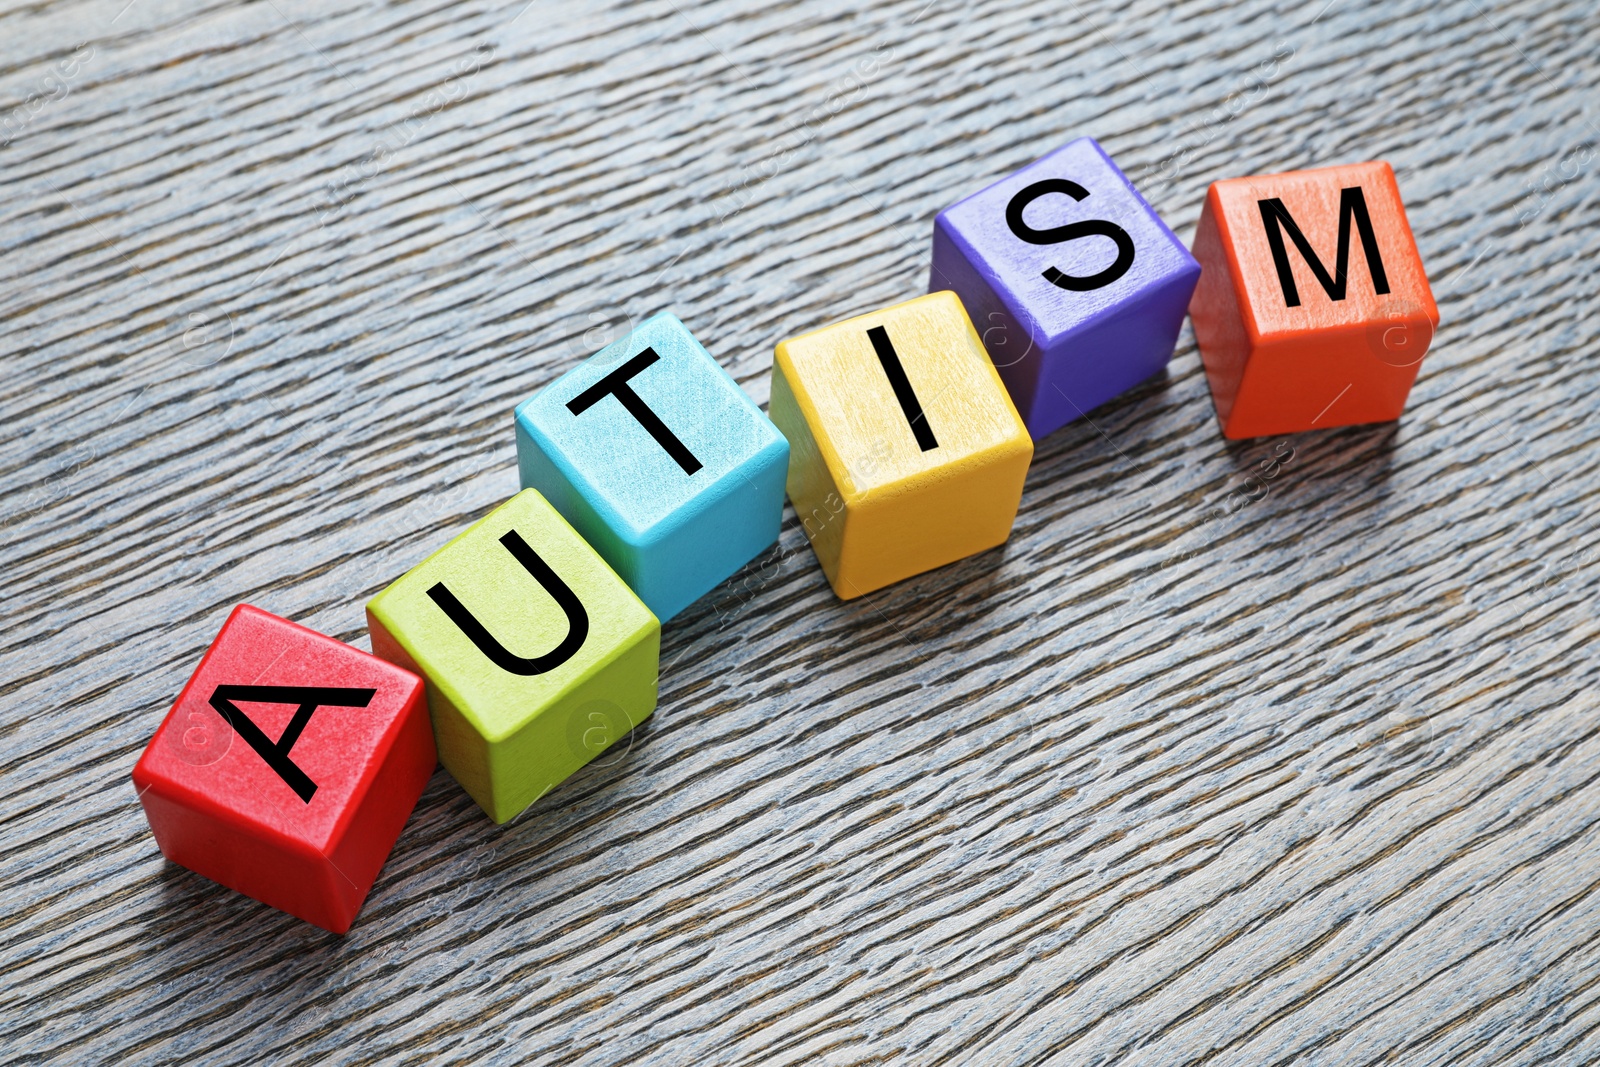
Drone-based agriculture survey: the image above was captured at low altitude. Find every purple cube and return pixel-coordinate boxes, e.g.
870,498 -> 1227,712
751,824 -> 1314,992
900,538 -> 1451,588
931,137 -> 1200,439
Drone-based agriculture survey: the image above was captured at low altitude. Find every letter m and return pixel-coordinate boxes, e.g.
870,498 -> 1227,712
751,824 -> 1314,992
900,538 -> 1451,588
1257,186 -> 1391,307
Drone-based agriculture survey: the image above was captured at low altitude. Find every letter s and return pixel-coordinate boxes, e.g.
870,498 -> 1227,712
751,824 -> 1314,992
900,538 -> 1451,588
1005,178 -> 1135,292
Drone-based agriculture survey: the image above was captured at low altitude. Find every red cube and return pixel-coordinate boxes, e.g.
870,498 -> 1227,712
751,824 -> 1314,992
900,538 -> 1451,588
131,605 -> 436,933
1188,161 -> 1439,439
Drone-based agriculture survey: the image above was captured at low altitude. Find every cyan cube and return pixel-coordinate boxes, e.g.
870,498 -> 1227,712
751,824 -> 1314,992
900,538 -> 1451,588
931,136 -> 1201,440
515,312 -> 789,621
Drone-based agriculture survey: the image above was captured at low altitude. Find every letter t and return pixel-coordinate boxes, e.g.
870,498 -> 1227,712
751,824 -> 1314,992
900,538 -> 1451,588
566,348 -> 703,475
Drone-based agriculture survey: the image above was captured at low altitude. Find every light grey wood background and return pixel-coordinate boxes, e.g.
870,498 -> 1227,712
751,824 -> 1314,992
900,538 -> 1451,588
3,0 -> 1598,1063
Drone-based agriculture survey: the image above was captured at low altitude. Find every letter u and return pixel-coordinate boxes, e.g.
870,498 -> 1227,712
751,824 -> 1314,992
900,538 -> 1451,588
426,530 -> 589,675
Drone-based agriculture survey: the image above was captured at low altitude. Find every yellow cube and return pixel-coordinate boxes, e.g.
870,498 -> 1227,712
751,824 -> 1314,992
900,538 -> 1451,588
770,291 -> 1033,599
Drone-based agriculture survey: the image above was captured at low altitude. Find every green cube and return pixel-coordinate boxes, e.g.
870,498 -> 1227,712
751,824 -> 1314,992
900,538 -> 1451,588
367,488 -> 659,823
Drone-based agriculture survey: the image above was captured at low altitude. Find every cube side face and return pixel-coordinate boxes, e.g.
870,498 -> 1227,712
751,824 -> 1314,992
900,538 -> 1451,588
1230,328 -> 1421,438
323,679 -> 436,919
768,360 -> 848,587
372,608 -> 497,819
515,417 -> 630,584
129,604 -> 429,933
366,489 -> 660,823
516,311 -> 789,620
1207,162 -> 1439,436
629,437 -> 789,620
930,218 -> 1045,431
134,782 -> 351,932
1189,190 -> 1254,432
485,623 -> 660,823
935,136 -> 1200,436
1031,264 -> 1198,437
836,436 -> 1031,596
775,291 -> 1032,599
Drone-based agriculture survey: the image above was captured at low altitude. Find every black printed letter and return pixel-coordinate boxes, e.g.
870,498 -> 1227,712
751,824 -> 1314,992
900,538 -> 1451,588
208,685 -> 376,803
1257,186 -> 1390,307
1005,179 -> 1135,292
567,348 -> 702,475
866,326 -> 938,452
427,530 -> 589,676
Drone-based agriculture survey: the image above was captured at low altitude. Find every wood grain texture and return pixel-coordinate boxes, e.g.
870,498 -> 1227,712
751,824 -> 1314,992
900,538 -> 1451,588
2,0 -> 1598,1064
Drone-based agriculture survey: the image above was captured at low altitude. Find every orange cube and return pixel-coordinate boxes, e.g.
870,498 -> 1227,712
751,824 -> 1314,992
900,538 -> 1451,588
1188,162 -> 1439,439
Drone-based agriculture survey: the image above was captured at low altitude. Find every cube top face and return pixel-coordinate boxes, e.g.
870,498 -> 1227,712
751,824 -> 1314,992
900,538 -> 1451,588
1208,162 -> 1438,343
131,604 -> 424,853
515,312 -> 788,543
366,488 -> 657,744
935,137 -> 1199,346
774,290 -> 1030,505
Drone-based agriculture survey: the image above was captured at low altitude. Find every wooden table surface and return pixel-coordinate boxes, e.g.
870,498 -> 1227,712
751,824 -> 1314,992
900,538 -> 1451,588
4,0 -> 1598,1063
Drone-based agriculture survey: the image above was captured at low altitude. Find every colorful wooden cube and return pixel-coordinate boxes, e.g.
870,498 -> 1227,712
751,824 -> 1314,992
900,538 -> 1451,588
931,136 -> 1201,439
769,290 -> 1033,599
515,311 -> 789,622
130,605 -> 435,934
1188,161 -> 1439,438
366,488 -> 658,824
